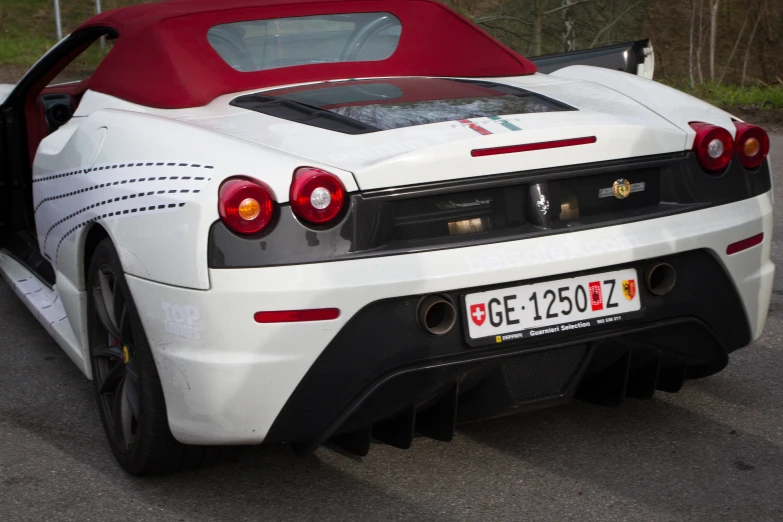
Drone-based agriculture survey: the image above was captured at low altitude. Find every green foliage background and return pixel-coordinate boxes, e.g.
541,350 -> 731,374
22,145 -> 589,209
1,0 -> 781,110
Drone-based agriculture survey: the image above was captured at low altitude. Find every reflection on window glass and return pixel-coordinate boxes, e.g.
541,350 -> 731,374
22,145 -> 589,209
332,97 -> 564,131
207,13 -> 402,72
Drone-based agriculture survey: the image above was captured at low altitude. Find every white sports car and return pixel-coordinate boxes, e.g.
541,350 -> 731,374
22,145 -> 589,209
0,0 -> 774,475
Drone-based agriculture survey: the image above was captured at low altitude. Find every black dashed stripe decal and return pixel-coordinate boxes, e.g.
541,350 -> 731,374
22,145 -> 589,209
54,203 -> 188,264
42,191 -> 195,249
34,163 -> 214,184
34,177 -> 206,213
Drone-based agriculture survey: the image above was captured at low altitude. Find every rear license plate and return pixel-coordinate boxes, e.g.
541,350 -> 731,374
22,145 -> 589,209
463,268 -> 643,347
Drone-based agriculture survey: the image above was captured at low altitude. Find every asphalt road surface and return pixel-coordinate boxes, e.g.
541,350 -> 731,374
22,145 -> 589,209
1,137 -> 782,522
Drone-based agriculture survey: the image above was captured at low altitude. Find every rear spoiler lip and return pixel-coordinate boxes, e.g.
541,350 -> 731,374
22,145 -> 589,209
530,39 -> 654,80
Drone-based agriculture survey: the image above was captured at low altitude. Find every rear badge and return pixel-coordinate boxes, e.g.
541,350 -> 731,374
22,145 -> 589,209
599,179 -> 646,199
623,280 -> 637,300
536,194 -> 550,215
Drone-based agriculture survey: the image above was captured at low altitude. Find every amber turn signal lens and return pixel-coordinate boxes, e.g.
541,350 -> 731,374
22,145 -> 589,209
218,178 -> 276,235
238,197 -> 261,221
743,137 -> 761,157
734,122 -> 770,169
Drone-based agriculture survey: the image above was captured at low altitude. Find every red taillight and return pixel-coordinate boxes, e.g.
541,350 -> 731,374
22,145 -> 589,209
734,122 -> 770,170
690,122 -> 734,173
218,177 -> 275,235
290,167 -> 346,225
254,309 -> 341,323
726,233 -> 764,255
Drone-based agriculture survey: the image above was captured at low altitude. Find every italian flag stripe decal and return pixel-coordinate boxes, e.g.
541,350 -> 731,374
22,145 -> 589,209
459,119 -> 493,136
490,116 -> 522,131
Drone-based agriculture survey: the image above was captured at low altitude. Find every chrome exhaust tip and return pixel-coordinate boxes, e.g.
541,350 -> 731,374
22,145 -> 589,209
645,262 -> 677,297
418,296 -> 457,336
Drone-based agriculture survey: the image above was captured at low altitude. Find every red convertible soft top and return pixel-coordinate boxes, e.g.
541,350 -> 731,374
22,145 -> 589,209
79,0 -> 537,109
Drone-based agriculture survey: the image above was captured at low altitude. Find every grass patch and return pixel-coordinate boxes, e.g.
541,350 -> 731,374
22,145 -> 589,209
0,36 -> 56,66
673,82 -> 783,110
0,0 -> 155,68
660,81 -> 783,129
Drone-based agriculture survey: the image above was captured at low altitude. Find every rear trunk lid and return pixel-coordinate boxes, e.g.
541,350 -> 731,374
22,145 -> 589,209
188,76 -> 687,191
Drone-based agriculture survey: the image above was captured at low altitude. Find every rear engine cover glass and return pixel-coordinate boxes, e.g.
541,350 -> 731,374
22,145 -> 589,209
231,78 -> 575,133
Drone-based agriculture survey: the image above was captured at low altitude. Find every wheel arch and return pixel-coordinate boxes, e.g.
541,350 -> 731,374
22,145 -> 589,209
56,222 -> 113,380
82,222 -> 110,291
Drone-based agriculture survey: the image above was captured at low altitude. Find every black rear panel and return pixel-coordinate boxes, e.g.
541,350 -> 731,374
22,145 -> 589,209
208,153 -> 772,269
385,167 -> 661,243
265,249 -> 749,447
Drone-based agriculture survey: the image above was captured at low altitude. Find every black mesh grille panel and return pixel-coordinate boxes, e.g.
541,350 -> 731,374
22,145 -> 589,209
501,344 -> 588,402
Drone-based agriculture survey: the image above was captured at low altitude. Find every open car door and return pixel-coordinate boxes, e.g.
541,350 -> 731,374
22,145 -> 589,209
0,27 -> 113,286
0,80 -> 47,277
530,39 -> 654,79
0,87 -> 58,284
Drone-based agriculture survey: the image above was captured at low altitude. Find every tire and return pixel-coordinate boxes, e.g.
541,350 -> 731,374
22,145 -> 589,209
87,238 -> 219,475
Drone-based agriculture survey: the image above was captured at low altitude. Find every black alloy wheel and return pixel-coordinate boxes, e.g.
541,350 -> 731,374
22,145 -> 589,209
87,238 -> 221,475
91,263 -> 142,454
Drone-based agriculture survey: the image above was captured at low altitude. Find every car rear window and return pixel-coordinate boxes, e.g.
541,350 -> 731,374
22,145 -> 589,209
207,13 -> 402,72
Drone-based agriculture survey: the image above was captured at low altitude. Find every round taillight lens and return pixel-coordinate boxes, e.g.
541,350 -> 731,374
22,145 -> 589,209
734,122 -> 770,170
290,167 -> 346,225
218,178 -> 275,234
690,122 -> 734,173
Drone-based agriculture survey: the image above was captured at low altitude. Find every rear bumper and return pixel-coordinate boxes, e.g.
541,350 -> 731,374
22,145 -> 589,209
126,192 -> 774,446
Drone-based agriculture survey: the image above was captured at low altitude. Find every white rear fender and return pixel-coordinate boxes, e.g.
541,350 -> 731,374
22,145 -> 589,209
33,109 -> 357,291
551,66 -> 737,144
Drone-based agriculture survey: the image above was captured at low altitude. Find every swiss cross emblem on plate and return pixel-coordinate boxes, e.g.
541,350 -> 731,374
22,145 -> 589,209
470,304 -> 487,326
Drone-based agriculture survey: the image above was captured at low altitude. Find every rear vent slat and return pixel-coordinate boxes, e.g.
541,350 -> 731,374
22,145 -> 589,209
388,186 -> 526,242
